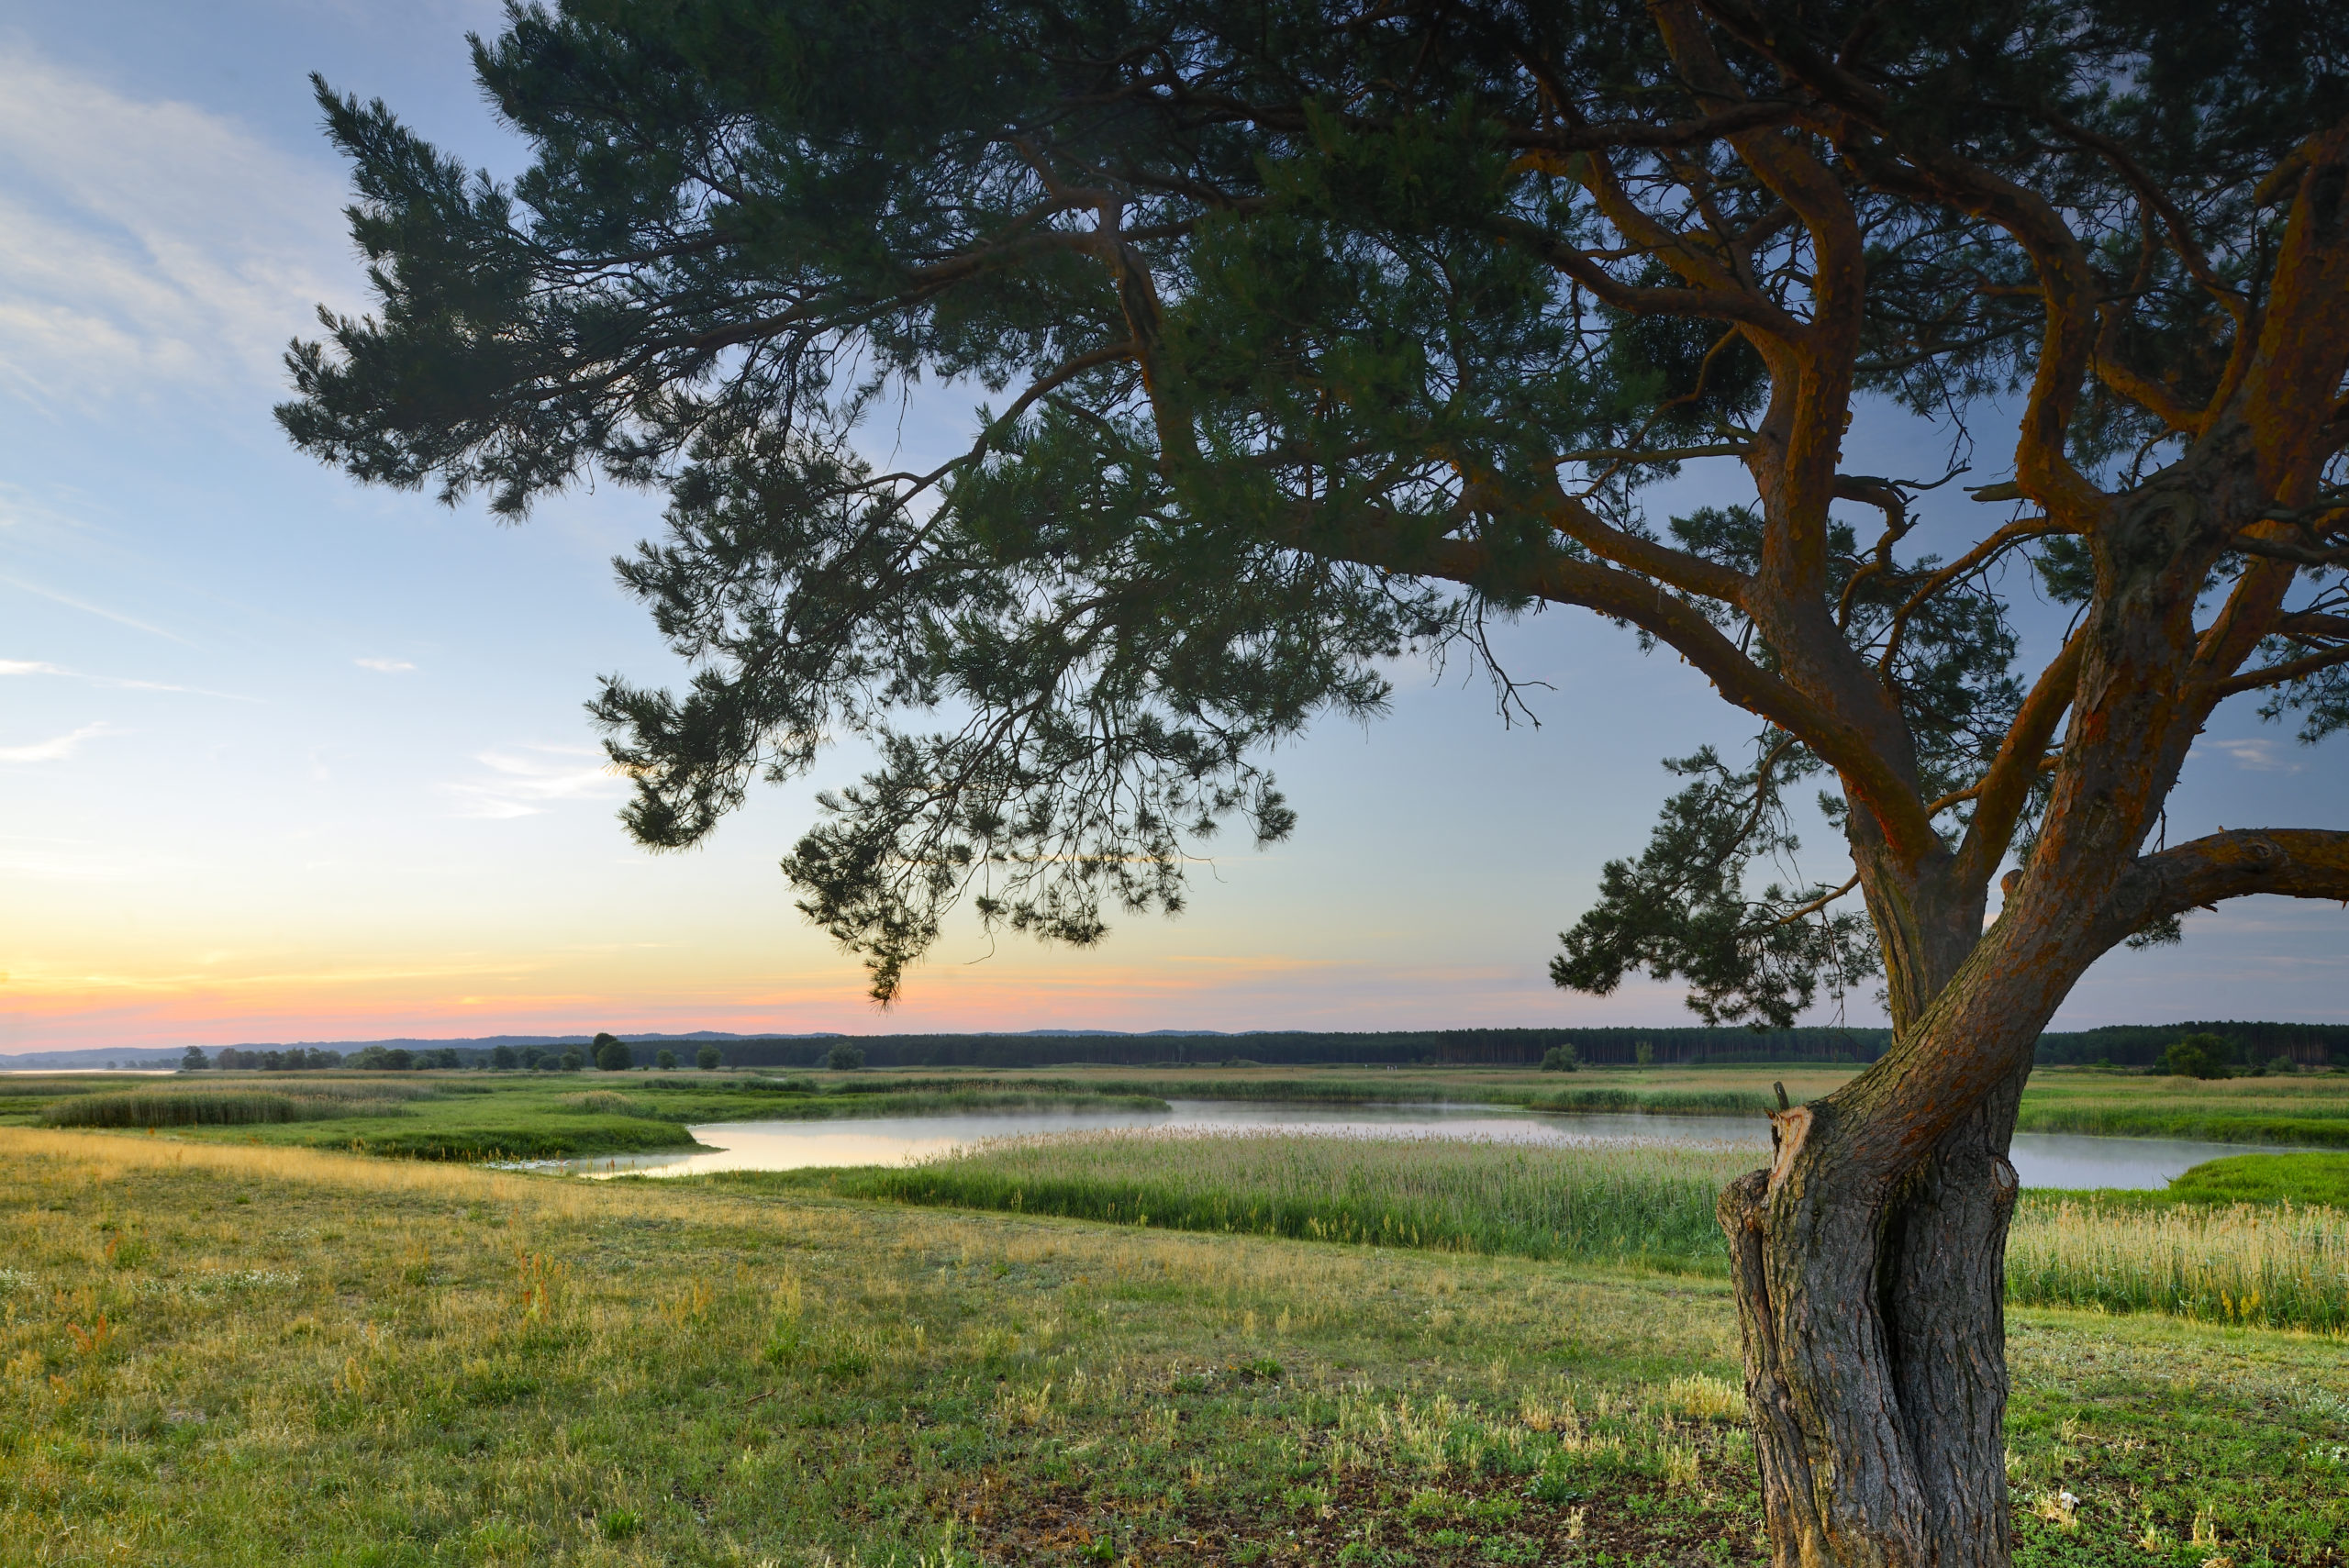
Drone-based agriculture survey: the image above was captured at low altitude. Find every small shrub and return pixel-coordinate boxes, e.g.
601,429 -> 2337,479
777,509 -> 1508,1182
2161,1032 -> 2232,1079
1540,1045 -> 1578,1073
825,1042 -> 867,1072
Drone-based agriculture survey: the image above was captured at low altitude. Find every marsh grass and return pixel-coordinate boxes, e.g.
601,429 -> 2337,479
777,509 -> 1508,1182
1523,1086 -> 1775,1116
837,1129 -> 1752,1270
2015,1069 -> 2349,1147
560,1091 -> 672,1118
2008,1195 -> 2349,1331
40,1090 -> 419,1129
841,1133 -> 2349,1332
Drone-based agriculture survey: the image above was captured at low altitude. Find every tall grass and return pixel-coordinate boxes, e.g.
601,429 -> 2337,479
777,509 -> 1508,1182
841,1129 -> 1751,1270
844,1131 -> 2349,1332
2007,1196 -> 2349,1331
1524,1086 -> 1774,1117
41,1091 -> 416,1129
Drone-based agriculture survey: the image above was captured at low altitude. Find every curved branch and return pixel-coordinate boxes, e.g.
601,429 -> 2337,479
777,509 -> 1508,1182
2210,642 -> 2349,699
1876,517 -> 2065,678
2109,828 -> 2349,942
1951,628 -> 2086,890
1531,475 -> 1753,605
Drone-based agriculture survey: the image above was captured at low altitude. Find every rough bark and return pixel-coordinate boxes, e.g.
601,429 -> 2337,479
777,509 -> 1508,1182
1720,1047 -> 2031,1568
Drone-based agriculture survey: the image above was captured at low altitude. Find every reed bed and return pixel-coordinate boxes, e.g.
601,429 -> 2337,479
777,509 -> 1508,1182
2007,1195 -> 2349,1331
561,1090 -> 673,1118
747,1088 -> 1173,1119
1524,1086 -> 1775,1117
845,1129 -> 1753,1269
39,1090 -> 416,1129
849,1132 -> 2349,1331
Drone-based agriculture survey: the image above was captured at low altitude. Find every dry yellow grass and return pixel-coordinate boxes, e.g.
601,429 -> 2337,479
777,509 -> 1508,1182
2008,1195 -> 2349,1330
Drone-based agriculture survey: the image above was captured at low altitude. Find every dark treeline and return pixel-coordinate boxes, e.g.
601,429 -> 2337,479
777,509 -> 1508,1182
2031,1021 -> 2349,1068
179,1023 -> 2343,1073
689,1024 -> 2342,1071
700,1028 -> 1893,1070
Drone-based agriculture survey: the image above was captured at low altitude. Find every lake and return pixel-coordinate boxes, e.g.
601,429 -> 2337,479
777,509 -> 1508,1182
539,1097 -> 2269,1189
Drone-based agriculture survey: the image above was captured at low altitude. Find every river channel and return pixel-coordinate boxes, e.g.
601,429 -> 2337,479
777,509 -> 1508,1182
541,1097 -> 2271,1188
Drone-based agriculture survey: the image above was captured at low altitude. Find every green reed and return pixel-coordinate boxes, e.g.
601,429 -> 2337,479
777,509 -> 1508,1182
41,1091 -> 417,1129
842,1129 -> 1753,1271
2006,1195 -> 2349,1331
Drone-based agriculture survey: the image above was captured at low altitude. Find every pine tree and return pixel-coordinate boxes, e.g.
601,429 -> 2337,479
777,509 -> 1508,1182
281,5 -> 2349,1560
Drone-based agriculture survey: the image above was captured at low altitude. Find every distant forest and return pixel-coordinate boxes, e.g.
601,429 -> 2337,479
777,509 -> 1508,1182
687,1022 -> 2347,1071
110,1020 -> 2349,1075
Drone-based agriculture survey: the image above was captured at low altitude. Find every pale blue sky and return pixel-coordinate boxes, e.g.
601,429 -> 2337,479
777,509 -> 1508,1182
2,1 -> 2342,1051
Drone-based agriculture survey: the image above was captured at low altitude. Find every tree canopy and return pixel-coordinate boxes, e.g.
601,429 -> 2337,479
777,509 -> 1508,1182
282,0 -> 2349,1021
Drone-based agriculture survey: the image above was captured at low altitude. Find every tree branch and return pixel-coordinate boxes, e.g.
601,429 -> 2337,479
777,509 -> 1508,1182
1314,523 -> 1941,862
1952,628 -> 2086,890
2110,828 -> 2349,941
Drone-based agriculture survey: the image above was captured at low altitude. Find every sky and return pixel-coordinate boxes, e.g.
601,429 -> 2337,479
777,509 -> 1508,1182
1,3 -> 2343,1052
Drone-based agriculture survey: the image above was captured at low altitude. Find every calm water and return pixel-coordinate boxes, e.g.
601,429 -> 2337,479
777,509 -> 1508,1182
539,1098 -> 2272,1189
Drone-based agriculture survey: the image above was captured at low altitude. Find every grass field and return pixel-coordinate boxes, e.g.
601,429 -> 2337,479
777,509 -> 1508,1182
3,1127 -> 2346,1567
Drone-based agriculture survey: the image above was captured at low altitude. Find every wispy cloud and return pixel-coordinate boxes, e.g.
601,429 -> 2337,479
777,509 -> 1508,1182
0,657 -> 251,700
443,744 -> 626,819
0,571 -> 193,644
354,657 -> 417,673
2201,737 -> 2303,773
0,49 -> 355,408
0,721 -> 117,763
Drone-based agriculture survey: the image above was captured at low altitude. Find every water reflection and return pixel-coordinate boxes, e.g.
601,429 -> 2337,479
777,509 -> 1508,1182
531,1097 -> 2273,1190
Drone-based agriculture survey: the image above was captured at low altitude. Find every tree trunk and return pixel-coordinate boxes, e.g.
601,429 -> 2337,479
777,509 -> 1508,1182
1720,1027 -> 2033,1566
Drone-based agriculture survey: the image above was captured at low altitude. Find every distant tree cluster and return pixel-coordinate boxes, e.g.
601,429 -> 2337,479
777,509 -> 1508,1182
205,1047 -> 344,1071
2160,1032 -> 2321,1079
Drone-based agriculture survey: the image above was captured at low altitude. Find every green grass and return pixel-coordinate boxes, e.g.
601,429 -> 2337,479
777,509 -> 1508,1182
796,1129 -> 1752,1272
3,1126 -> 2344,1567
775,1132 -> 2349,1332
2166,1151 -> 2349,1207
2013,1067 -> 2349,1147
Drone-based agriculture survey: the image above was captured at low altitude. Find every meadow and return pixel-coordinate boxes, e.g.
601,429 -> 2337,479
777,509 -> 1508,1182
3,1126 -> 2345,1567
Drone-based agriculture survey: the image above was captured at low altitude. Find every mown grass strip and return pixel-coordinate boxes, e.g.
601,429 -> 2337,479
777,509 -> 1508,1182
2163,1151 -> 2349,1207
